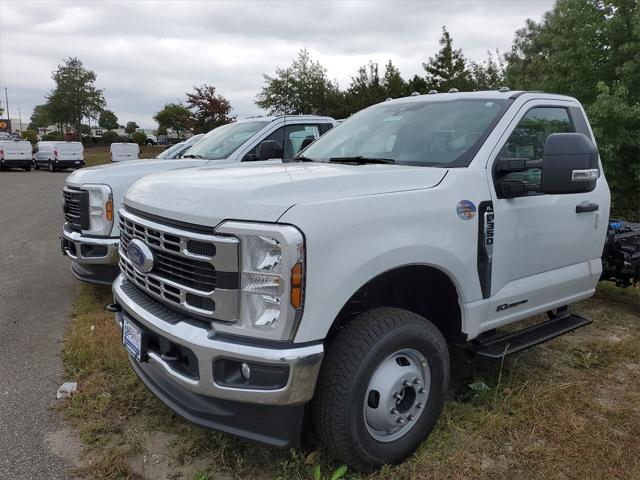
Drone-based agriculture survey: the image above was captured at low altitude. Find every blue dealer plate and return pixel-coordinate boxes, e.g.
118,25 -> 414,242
122,316 -> 142,361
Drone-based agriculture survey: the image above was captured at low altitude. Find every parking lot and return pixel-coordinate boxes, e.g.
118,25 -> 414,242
0,170 -> 76,479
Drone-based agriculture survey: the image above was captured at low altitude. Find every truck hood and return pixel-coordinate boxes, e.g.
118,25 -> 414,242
124,162 -> 448,227
65,158 -> 208,187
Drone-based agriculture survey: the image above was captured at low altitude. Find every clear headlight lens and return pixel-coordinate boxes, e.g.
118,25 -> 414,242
215,221 -> 305,341
83,184 -> 113,236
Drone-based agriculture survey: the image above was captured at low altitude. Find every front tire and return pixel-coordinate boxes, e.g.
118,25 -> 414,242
48,160 -> 55,172
312,307 -> 449,472
33,161 -> 40,170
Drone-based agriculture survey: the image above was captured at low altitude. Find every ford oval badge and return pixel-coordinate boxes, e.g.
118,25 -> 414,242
127,239 -> 154,273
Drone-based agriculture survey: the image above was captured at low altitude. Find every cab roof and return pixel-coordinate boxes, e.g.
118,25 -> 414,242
386,89 -> 578,105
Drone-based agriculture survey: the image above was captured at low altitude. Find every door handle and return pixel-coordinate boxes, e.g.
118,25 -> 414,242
576,203 -> 599,213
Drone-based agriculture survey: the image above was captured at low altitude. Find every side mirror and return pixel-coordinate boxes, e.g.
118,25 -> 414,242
495,133 -> 599,198
256,140 -> 283,161
540,133 -> 599,194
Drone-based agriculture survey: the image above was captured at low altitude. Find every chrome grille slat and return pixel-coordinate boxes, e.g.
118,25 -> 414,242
118,208 -> 239,322
62,187 -> 89,230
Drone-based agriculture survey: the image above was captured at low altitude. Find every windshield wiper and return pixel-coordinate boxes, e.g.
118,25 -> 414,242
182,154 -> 206,159
328,156 -> 395,165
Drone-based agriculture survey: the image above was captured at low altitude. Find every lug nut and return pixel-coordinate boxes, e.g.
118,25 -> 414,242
393,392 -> 402,400
416,402 -> 423,409
390,408 -> 399,415
402,379 -> 411,387
408,414 -> 415,421
413,377 -> 422,386
396,417 -> 405,424
418,387 -> 426,394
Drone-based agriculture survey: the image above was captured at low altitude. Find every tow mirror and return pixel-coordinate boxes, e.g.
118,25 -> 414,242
540,133 -> 599,194
495,133 -> 599,197
256,140 -> 283,161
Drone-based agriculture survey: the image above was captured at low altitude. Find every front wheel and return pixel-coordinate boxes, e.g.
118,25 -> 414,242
33,161 -> 40,170
48,160 -> 55,172
312,307 -> 449,471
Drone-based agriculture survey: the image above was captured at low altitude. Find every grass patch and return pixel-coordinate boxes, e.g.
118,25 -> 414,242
62,283 -> 640,479
84,145 -> 167,167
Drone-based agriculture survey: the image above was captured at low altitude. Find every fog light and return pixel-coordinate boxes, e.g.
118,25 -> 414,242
240,362 -> 251,380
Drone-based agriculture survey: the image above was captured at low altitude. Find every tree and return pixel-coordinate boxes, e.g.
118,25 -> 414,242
124,121 -> 139,135
29,104 -> 51,132
186,84 -> 235,133
256,48 -> 343,117
99,110 -> 119,130
423,27 -> 473,92
345,62 -> 387,114
382,61 -> 407,99
406,74 -> 429,95
469,50 -> 505,90
504,0 -> 640,219
130,131 -> 146,145
153,103 -> 191,139
45,57 -> 106,140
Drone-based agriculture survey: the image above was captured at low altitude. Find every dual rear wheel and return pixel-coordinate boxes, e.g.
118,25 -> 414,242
312,307 -> 449,471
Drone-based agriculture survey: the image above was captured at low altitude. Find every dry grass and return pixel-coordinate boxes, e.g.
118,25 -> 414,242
84,145 -> 167,167
62,282 -> 640,480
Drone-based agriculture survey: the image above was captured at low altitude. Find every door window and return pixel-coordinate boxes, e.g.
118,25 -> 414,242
243,124 -> 322,161
498,107 -> 574,187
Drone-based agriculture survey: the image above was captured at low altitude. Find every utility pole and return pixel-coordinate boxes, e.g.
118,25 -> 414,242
18,107 -> 22,132
4,87 -> 10,123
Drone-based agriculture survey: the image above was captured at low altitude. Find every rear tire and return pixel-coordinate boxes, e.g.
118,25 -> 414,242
24,166 -> 31,172
312,307 -> 449,472
33,161 -> 40,170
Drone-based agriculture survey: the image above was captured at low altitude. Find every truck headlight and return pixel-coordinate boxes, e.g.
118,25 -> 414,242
215,221 -> 305,341
83,184 -> 113,236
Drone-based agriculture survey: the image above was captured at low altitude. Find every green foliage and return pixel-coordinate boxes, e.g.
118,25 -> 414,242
21,129 -> 37,142
130,131 -> 146,145
29,104 -> 51,131
80,124 -> 92,135
423,26 -> 473,92
153,103 -> 191,139
345,61 -> 386,114
101,130 -> 119,144
505,0 -> 640,219
256,48 -> 344,118
98,109 -> 118,130
186,84 -> 236,133
124,121 -> 139,135
382,60 -> 407,99
45,57 -> 106,140
44,131 -> 64,141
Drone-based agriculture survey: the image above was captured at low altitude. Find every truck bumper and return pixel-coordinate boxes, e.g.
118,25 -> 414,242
112,275 -> 324,447
54,159 -> 85,169
0,159 -> 32,169
61,223 -> 120,285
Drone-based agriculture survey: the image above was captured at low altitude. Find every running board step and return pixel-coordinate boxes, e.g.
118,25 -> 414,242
474,313 -> 592,359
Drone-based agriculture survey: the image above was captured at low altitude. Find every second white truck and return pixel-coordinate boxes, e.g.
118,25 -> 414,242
61,116 -> 335,284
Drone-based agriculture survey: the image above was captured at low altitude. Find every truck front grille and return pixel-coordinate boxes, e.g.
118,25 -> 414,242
62,187 -> 89,230
118,208 -> 239,322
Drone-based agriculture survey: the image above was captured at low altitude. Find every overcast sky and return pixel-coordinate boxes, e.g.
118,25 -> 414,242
0,0 -> 554,129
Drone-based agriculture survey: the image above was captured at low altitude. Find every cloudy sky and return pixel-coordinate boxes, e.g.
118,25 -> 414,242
0,0 -> 554,129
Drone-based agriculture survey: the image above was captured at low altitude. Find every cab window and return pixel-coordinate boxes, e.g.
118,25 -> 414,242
243,124 -> 322,161
499,107 -> 574,186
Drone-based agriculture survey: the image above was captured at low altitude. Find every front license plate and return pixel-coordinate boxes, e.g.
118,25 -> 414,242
122,316 -> 143,361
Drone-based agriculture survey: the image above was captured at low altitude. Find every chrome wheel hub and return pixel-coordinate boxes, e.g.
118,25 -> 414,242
363,349 -> 431,442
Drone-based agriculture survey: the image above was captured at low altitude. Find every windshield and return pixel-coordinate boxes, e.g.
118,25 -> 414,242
184,120 -> 269,160
156,142 -> 186,159
301,99 -> 508,167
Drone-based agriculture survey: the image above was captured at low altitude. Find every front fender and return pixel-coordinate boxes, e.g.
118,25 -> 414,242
279,170 -> 490,343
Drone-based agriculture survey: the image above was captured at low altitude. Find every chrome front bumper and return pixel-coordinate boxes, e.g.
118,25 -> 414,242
112,274 -> 324,405
61,223 -> 119,265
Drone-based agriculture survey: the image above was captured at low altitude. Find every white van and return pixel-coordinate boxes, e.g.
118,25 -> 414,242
110,143 -> 140,163
0,140 -> 33,171
34,141 -> 85,171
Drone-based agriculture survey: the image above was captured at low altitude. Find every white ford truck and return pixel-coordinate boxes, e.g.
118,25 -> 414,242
61,116 -> 335,284
109,91 -> 639,471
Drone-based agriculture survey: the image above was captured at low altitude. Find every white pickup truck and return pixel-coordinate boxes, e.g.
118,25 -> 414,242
109,90 -> 640,471
61,116 -> 335,284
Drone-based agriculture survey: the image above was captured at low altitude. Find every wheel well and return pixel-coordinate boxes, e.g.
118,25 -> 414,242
328,265 -> 464,343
